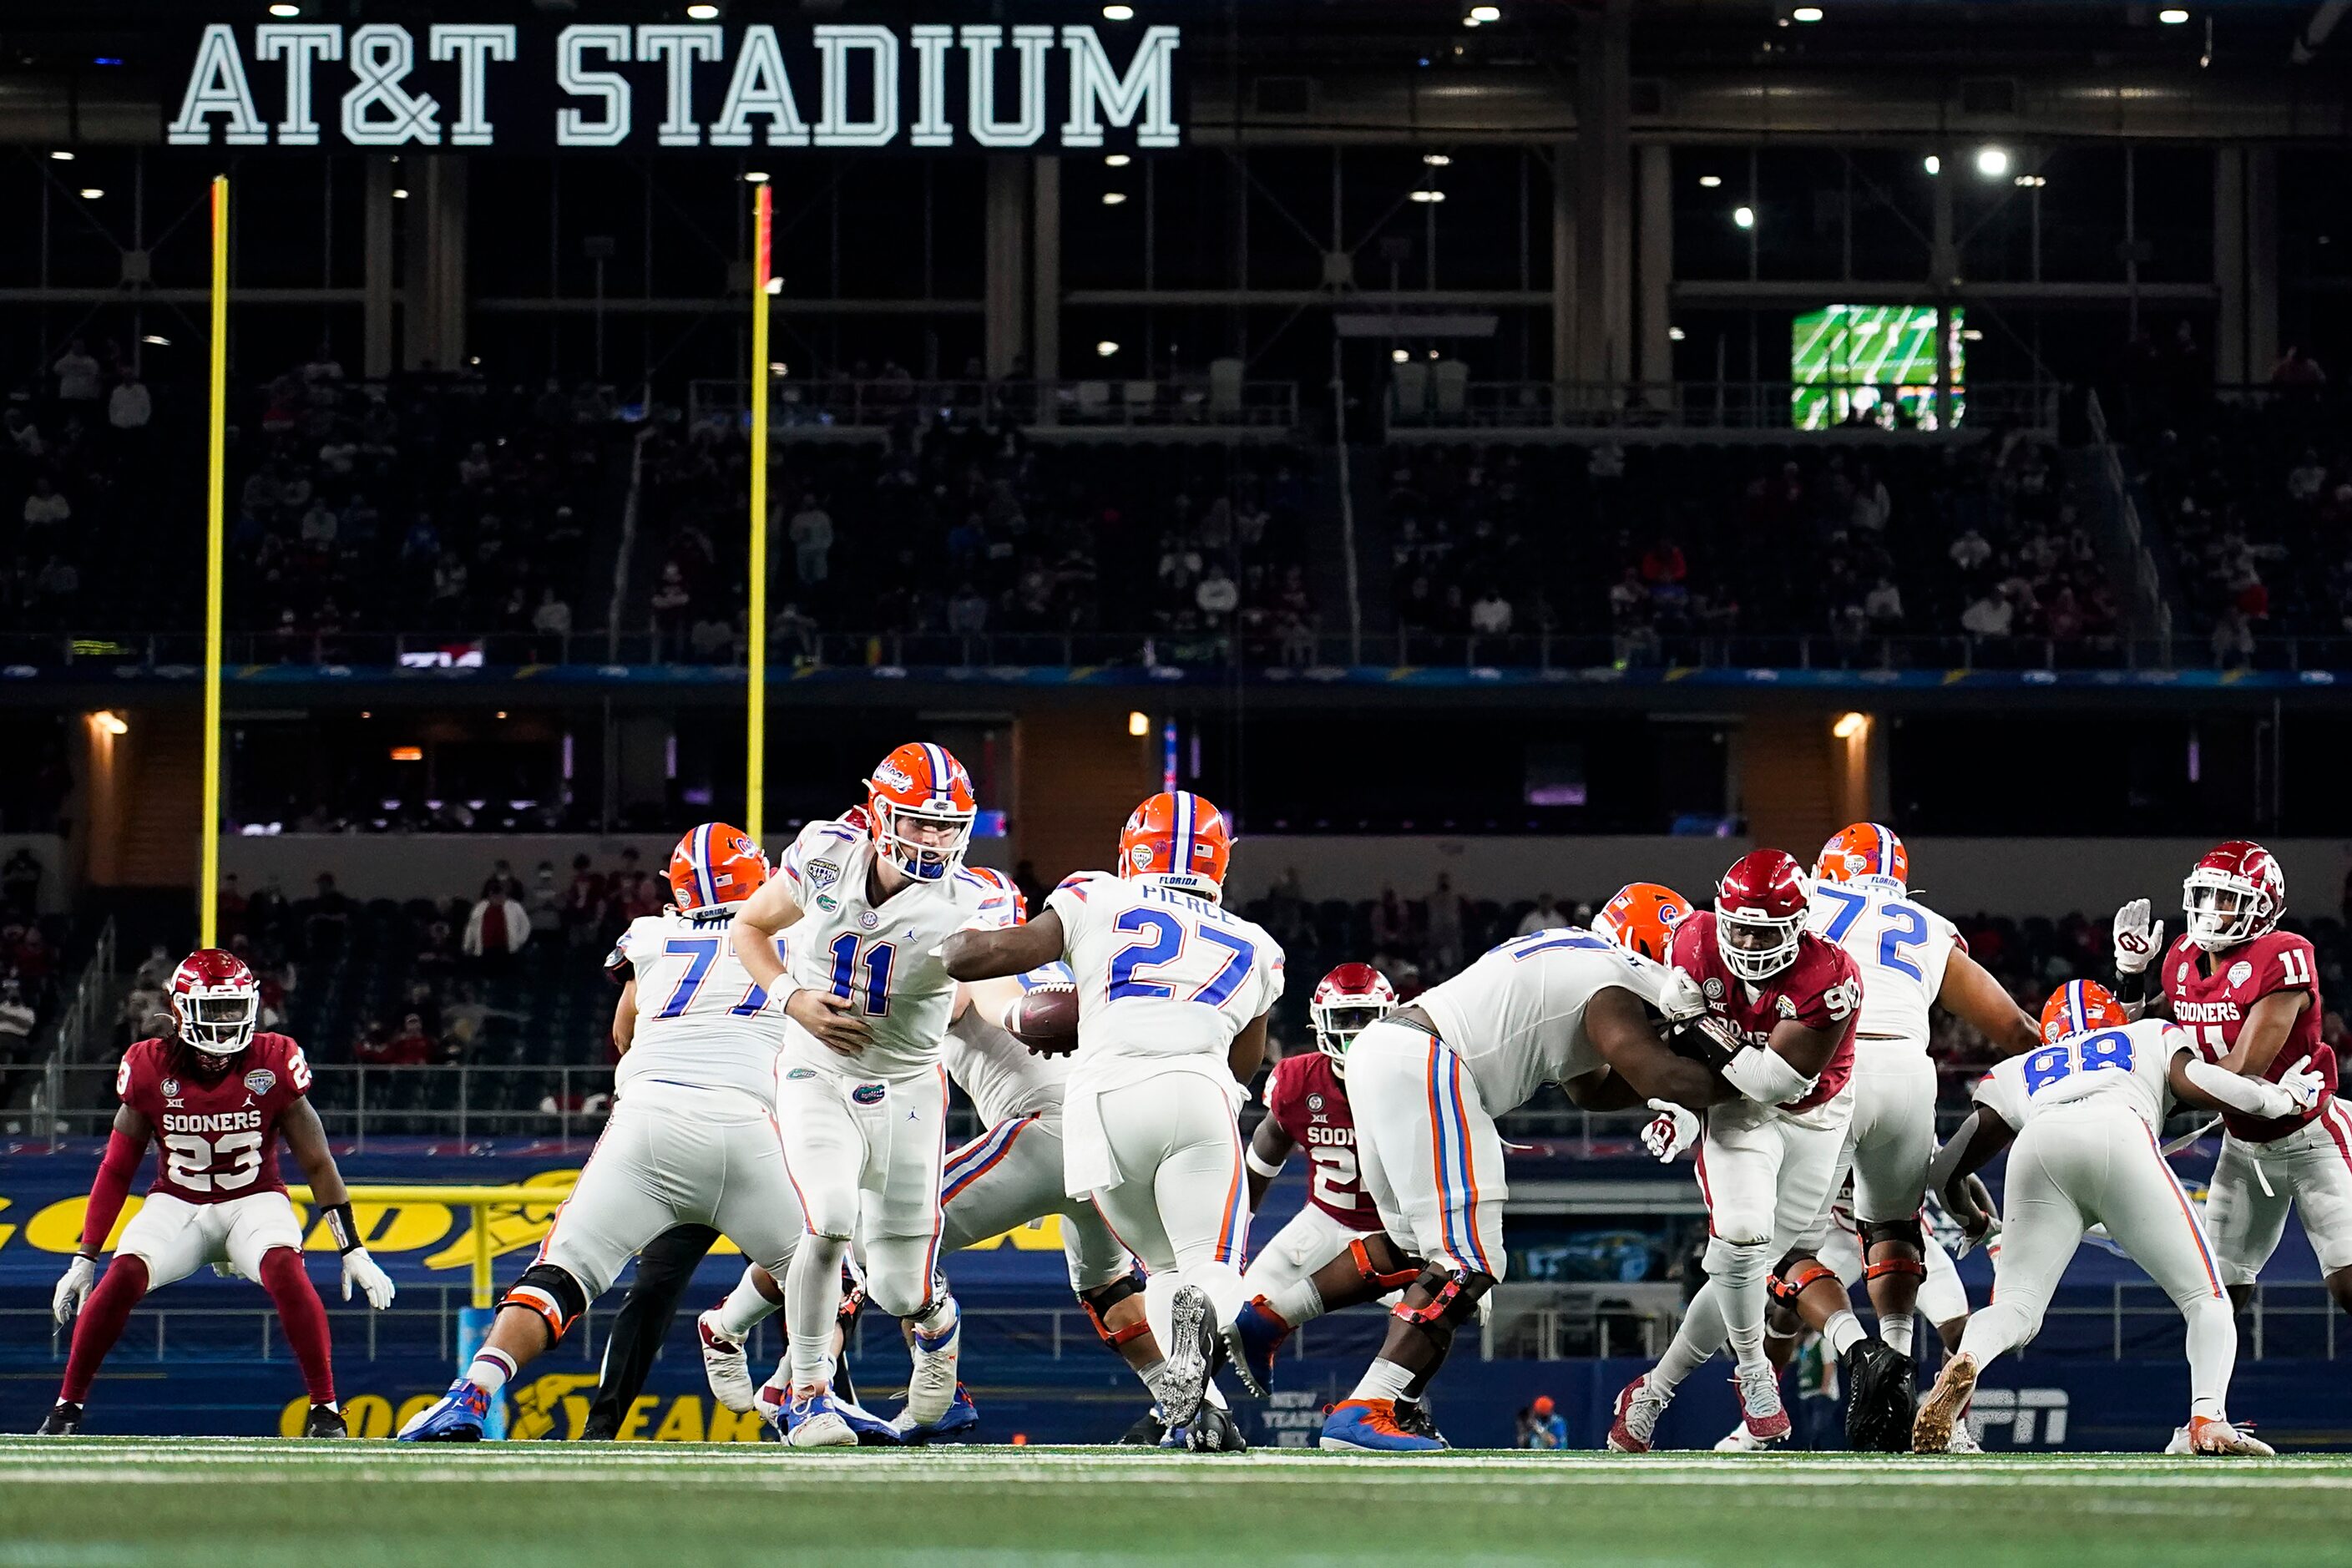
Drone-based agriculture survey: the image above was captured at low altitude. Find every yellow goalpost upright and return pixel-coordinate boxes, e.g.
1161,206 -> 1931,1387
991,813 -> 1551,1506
198,175 -> 229,950
746,184 -> 774,846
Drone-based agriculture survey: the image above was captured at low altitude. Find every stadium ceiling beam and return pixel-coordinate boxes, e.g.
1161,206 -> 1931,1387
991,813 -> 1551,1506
1062,289 -> 1550,308
471,296 -> 983,316
1670,280 -> 2218,309
0,286 -> 372,305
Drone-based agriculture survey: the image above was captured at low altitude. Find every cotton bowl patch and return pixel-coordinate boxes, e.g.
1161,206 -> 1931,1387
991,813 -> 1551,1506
244,1069 -> 276,1096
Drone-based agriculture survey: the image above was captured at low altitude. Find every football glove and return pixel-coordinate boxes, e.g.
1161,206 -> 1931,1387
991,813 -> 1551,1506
341,1246 -> 397,1310
1950,1174 -> 2002,1258
1641,1100 -> 1700,1163
2112,898 -> 2163,976
2280,1062 -> 2329,1116
53,1255 -> 94,1325
1656,969 -> 1709,1026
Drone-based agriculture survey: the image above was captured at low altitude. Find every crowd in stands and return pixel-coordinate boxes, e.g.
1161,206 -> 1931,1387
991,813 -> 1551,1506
3,336 -> 172,635
1382,432 -> 2122,662
632,413 -> 1318,662
0,849 -> 64,1110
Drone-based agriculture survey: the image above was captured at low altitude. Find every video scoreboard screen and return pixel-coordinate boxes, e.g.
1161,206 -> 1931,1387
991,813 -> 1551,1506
1789,304 -> 1965,431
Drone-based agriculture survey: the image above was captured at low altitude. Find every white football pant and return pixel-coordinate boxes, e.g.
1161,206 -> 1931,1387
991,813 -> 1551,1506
2202,1098 -> 2352,1285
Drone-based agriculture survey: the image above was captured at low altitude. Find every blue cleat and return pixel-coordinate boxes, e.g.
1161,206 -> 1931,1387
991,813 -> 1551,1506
1227,1297 -> 1291,1396
396,1379 -> 491,1442
890,1382 -> 979,1444
833,1393 -> 907,1447
1318,1399 -> 1445,1454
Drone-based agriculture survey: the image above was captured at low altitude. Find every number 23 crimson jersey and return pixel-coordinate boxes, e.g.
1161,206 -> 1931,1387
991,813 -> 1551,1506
115,1033 -> 311,1203
2162,928 -> 2334,1144
1265,1050 -> 1371,1227
1669,912 -> 1860,1115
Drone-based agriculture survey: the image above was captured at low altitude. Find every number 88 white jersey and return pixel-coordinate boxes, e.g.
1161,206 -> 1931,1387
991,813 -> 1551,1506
1806,878 -> 1963,1046
1974,1017 -> 2189,1135
1046,873 -> 1285,1063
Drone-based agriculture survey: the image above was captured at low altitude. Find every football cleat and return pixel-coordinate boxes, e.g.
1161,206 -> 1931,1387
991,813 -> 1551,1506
1227,1297 -> 1289,1397
302,1404 -> 349,1439
1911,1352 -> 1979,1454
777,1384 -> 857,1449
1607,1373 -> 1672,1454
2189,1416 -> 2276,1457
1156,1285 -> 1219,1430
1320,1399 -> 1445,1453
36,1401 -> 83,1436
1732,1361 -> 1792,1444
2163,1423 -> 2194,1455
697,1309 -> 757,1414
397,1378 -> 490,1442
1119,1406 -> 1170,1446
1713,1421 -> 1773,1454
903,1303 -> 963,1425
890,1383 -> 979,1444
1842,1340 -> 1916,1453
1946,1419 -> 1983,1455
1179,1404 -> 1250,1453
1393,1399 -> 1449,1449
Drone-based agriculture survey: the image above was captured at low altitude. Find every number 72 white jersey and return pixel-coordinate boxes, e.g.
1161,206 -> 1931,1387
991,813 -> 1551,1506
1045,873 -> 1284,1062
1806,879 -> 1962,1045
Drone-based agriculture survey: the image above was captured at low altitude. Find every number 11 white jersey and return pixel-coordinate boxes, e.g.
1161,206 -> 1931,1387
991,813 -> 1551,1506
1046,873 -> 1284,1064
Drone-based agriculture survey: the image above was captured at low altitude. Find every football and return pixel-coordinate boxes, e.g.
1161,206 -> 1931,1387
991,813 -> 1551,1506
1009,983 -> 1080,1056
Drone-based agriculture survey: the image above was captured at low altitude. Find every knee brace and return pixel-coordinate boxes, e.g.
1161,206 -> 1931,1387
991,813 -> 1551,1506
1390,1262 -> 1495,1331
1079,1271 -> 1150,1348
1769,1255 -> 1839,1305
502,1263 -> 589,1341
1860,1215 -> 1925,1257
1349,1237 -> 1424,1293
1703,1235 -> 1773,1282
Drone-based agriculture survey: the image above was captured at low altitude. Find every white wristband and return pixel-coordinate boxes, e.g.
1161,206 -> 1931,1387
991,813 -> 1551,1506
770,982 -> 803,1018
1244,1146 -> 1286,1181
1721,1046 -> 1814,1105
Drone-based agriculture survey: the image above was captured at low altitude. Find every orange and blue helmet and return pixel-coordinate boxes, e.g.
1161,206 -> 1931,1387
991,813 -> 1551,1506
667,822 -> 770,912
1117,790 -> 1232,903
1816,822 -> 1908,892
866,741 -> 978,883
2039,978 -> 2129,1044
965,864 -> 1029,923
1591,882 -> 1692,964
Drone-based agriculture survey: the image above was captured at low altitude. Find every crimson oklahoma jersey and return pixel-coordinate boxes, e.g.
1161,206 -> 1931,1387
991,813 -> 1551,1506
1265,1050 -> 1373,1227
115,1033 -> 313,1203
2164,928 -> 2334,1142
1668,912 -> 1859,1112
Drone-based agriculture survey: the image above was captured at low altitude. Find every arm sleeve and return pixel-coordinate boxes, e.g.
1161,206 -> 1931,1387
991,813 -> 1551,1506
1721,1045 -> 1814,1105
2182,1055 -> 2298,1120
79,1130 -> 143,1252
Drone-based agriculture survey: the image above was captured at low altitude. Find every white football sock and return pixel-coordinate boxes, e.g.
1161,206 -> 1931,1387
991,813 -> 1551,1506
1650,1280 -> 1728,1393
712,1269 -> 782,1341
2183,1295 -> 2236,1422
1263,1276 -> 1324,1327
1348,1357 -> 1415,1404
785,1236 -> 850,1392
1823,1308 -> 1866,1358
1879,1310 -> 1915,1357
467,1346 -> 516,1396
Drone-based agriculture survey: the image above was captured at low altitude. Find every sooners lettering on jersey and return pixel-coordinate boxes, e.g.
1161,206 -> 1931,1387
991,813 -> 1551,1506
1267,1050 -> 1370,1226
115,1033 -> 310,1203
2163,928 -> 2335,1142
1669,912 -> 1859,1112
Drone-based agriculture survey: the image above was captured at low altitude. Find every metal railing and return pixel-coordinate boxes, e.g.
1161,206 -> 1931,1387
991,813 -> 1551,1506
686,375 -> 1299,434
2082,388 -> 2175,644
1383,379 -> 2062,437
42,917 -> 116,1066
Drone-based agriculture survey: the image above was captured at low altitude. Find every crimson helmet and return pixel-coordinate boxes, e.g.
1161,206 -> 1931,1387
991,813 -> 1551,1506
2183,840 -> 2284,953
666,822 -> 769,912
2040,979 -> 2129,1044
169,948 -> 260,1058
1309,963 -> 1397,1070
1714,849 -> 1810,983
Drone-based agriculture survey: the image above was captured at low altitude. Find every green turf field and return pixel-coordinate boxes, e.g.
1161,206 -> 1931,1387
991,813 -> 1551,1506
4,1441 -> 2350,1568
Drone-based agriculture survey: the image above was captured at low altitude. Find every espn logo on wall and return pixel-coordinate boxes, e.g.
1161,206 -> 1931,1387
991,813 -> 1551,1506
1970,1388 -> 2068,1446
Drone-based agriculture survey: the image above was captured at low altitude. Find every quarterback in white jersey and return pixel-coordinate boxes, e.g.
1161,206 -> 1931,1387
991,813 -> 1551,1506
401,824 -> 809,1441
1914,979 -> 2324,1455
1317,924 -> 1730,1452
728,744 -> 1019,1448
944,790 -> 1282,1449
1782,824 -> 2041,1449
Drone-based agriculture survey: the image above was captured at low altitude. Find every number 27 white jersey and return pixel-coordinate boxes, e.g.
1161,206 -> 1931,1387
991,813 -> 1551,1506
1046,873 -> 1284,1063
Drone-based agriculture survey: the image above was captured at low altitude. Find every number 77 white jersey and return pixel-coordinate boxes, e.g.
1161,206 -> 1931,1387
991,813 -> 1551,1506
1806,878 -> 1963,1044
609,905 -> 792,1109
1046,873 -> 1285,1062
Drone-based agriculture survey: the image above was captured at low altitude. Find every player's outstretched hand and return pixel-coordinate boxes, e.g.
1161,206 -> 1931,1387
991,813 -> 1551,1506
342,1246 -> 397,1309
1656,969 -> 1709,1025
1949,1173 -> 2001,1257
1641,1099 -> 1699,1162
2280,1063 -> 2329,1116
2112,898 -> 2162,975
52,1255 -> 94,1325
787,989 -> 872,1056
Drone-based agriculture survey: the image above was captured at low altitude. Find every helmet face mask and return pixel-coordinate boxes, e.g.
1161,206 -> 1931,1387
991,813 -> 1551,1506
2181,842 -> 2284,953
169,948 -> 260,1058
1717,911 -> 1802,981
1713,848 -> 1810,984
874,800 -> 974,883
1309,962 -> 1397,1073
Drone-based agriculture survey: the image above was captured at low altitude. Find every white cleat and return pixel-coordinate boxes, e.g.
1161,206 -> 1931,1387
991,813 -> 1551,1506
1946,1419 -> 1983,1454
778,1384 -> 857,1449
1606,1373 -> 1672,1454
2163,1423 -> 2193,1455
2189,1416 -> 2276,1457
904,1299 -> 963,1426
697,1310 -> 756,1414
1714,1420 -> 1773,1453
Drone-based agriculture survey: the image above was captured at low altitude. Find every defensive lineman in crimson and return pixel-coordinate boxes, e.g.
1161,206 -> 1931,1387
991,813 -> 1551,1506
2113,841 -> 2352,1319
43,950 -> 396,1436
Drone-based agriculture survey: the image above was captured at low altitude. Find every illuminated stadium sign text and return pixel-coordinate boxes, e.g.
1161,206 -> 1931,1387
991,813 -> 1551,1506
169,22 -> 1180,152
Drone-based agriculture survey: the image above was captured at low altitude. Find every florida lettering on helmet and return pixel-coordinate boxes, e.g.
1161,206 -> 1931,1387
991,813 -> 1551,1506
665,822 -> 770,912
1310,962 -> 1397,1069
1591,882 -> 1692,964
1815,822 -> 1908,892
2183,839 -> 2285,953
169,948 -> 260,1058
2039,978 -> 2129,1044
866,741 -> 979,883
1116,790 -> 1232,903
1714,849 -> 1810,983
966,864 -> 1030,923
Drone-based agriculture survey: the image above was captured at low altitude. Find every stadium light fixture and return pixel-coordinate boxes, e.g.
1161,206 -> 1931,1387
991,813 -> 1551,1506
141,334 -> 169,346
2159,7 -> 2190,23
1128,711 -> 1151,736
1462,14 -> 1480,27
1423,153 -> 1452,167
743,170 -> 770,184
391,746 -> 424,762
1392,348 -> 1410,362
1669,326 -> 1687,341
78,187 -> 104,200
268,3 -> 301,15
1792,5 -> 1823,19
2014,174 -> 2047,188
1732,205 -> 1755,229
1698,174 -> 1722,188
392,187 -> 410,200
50,149 -> 73,161
1833,711 -> 1868,740
1104,3 -> 1136,18
1410,189 -> 1446,203
1105,153 -> 1131,167
686,4 -> 721,19
1923,154 -> 1941,175
1975,146 -> 2011,178
1469,6 -> 1502,20
94,711 -> 128,736
1102,191 -> 1128,205
763,276 -> 783,295
1095,340 -> 1120,357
